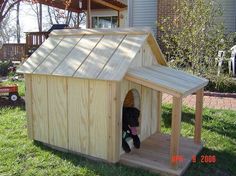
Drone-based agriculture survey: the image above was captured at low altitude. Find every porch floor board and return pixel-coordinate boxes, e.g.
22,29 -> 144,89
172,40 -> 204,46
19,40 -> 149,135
120,133 -> 203,176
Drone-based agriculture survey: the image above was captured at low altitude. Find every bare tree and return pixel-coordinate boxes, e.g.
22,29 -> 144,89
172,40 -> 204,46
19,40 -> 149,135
0,0 -> 22,25
47,6 -> 86,28
16,1 -> 20,43
28,2 -> 43,31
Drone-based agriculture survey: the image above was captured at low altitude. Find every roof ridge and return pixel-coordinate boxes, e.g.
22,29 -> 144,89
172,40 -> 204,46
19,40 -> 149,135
49,27 -> 152,37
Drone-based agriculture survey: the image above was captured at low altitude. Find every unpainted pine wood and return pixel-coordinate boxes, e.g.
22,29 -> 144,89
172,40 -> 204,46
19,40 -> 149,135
98,35 -> 147,81
54,35 -> 102,77
125,70 -> 182,97
140,86 -> 152,141
149,65 -> 208,85
34,36 -> 82,74
151,90 -> 157,134
76,35 -> 125,78
147,66 -> 204,89
146,34 -> 167,66
141,67 -> 193,92
24,74 -> 33,139
194,88 -> 204,144
48,76 -> 68,149
156,91 -> 162,133
17,37 -> 62,73
50,27 -> 152,37
142,41 -> 155,67
68,78 -> 89,154
129,48 -> 143,68
89,80 -> 109,160
107,82 -> 121,162
170,97 -> 182,168
120,133 -> 203,176
31,75 -> 48,143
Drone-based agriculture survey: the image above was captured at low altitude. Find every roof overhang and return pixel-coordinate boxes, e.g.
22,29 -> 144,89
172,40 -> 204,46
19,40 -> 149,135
125,65 -> 208,97
36,0 -> 127,12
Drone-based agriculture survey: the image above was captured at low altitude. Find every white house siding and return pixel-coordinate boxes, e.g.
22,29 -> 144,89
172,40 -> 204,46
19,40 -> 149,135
128,0 -> 157,35
217,0 -> 236,33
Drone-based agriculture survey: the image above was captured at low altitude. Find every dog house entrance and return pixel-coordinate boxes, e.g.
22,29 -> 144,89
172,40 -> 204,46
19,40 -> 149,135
122,89 -> 141,153
123,89 -> 140,110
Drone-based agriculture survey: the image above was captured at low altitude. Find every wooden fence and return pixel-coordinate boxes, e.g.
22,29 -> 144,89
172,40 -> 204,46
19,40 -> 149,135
26,32 -> 49,56
0,44 -> 26,61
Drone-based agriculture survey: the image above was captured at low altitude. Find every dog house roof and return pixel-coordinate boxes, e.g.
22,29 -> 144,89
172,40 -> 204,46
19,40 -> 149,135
17,28 -> 208,97
17,28 -> 166,81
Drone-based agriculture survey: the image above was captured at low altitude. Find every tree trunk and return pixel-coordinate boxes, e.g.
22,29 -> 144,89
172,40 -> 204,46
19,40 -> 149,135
16,1 -> 20,43
39,3 -> 42,32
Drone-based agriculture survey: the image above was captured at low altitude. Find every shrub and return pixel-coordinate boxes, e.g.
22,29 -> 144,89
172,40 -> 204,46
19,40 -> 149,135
205,74 -> 236,93
0,60 -> 13,76
159,0 -> 225,76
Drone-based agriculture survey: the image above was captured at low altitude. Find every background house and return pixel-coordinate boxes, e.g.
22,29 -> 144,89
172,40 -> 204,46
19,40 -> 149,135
92,0 -> 236,35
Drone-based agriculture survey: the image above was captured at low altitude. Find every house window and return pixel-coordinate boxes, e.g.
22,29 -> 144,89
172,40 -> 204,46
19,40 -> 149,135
92,16 -> 118,28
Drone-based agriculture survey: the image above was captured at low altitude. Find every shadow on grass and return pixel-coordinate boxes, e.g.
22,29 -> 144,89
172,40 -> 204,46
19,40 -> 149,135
184,147 -> 236,176
162,105 -> 213,128
162,104 -> 236,140
0,97 -> 25,110
33,141 -> 159,176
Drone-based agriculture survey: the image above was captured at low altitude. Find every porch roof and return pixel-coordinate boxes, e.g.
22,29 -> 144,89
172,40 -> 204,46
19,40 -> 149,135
125,65 -> 208,97
36,0 -> 127,12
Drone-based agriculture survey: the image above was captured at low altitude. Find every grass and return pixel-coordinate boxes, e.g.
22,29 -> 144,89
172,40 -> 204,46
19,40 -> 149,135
162,105 -> 236,176
0,105 -> 235,176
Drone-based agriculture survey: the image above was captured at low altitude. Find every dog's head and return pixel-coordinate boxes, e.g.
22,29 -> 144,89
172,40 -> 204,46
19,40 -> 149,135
123,107 -> 140,127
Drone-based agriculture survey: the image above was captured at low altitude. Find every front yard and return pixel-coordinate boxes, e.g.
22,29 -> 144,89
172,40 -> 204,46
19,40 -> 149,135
0,103 -> 235,175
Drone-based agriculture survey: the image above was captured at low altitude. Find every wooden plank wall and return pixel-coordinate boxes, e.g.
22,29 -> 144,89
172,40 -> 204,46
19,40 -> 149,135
31,75 -> 48,143
48,76 -> 68,149
68,78 -> 89,154
130,40 -> 157,68
24,74 -> 33,139
0,44 -> 26,61
29,75 -> 120,162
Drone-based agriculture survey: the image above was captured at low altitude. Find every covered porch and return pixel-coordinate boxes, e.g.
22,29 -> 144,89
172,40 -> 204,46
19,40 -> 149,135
25,0 -> 127,56
36,0 -> 127,28
121,65 -> 208,176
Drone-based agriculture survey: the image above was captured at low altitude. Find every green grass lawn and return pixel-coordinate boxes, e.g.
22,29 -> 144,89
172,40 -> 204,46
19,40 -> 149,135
0,105 -> 235,176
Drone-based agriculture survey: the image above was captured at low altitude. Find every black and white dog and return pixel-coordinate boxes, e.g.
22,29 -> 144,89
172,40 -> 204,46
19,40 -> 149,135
122,107 -> 141,153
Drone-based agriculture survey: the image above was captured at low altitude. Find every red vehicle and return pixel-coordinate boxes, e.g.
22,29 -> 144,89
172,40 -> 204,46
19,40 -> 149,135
0,84 -> 19,102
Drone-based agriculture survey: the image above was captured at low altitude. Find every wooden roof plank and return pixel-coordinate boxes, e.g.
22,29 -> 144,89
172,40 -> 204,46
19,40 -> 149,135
126,65 -> 208,96
74,35 -> 125,79
49,27 -> 152,37
53,35 -> 103,77
17,37 -> 62,73
34,36 -> 82,75
142,67 -> 198,89
98,34 -> 147,81
127,68 -> 188,94
149,65 -> 208,84
147,34 -> 167,66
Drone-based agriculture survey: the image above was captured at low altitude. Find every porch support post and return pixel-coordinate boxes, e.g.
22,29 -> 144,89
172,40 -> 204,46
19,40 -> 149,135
194,88 -> 204,144
170,96 -> 182,168
156,91 -> 162,133
117,10 -> 120,27
87,0 -> 92,28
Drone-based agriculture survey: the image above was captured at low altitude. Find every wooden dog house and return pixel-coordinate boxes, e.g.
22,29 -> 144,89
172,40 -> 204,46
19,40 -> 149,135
17,28 -> 208,176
